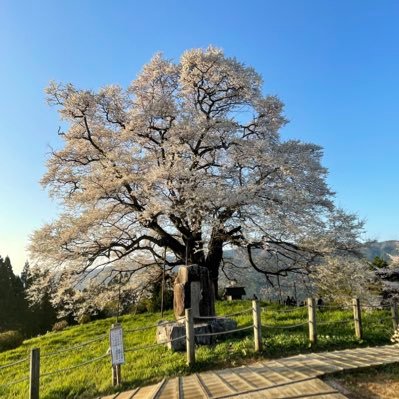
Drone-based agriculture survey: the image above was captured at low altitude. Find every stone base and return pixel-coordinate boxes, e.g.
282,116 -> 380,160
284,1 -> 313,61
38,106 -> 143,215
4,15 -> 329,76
156,320 -> 186,351
156,317 -> 238,351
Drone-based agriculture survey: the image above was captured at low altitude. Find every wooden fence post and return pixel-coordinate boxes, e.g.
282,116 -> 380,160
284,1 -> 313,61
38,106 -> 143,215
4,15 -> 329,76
112,364 -> 122,386
391,300 -> 399,331
29,348 -> 40,399
252,300 -> 262,352
352,298 -> 363,339
185,308 -> 195,366
307,298 -> 317,345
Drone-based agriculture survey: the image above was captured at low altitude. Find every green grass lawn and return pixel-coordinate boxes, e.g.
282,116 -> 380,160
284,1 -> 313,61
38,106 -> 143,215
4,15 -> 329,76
0,301 -> 395,399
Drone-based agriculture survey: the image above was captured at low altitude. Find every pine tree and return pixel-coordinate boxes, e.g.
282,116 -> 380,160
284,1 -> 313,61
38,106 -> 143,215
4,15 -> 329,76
372,256 -> 388,268
0,256 -> 28,332
0,256 -> 13,330
21,261 -> 31,289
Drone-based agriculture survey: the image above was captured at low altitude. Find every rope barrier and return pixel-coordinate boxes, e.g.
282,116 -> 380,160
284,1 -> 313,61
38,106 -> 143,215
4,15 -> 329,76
319,304 -> 359,310
366,316 -> 393,324
261,307 -> 305,314
125,335 -> 187,353
0,356 -> 29,371
0,375 -> 29,389
195,325 -> 253,337
124,324 -> 161,333
317,305 -> 345,308
161,335 -> 187,343
41,334 -> 107,359
363,304 -> 392,309
317,319 -> 353,326
124,317 -> 186,334
262,321 -> 309,329
40,353 -> 109,378
125,343 -> 162,353
317,306 -> 349,311
196,308 -> 253,319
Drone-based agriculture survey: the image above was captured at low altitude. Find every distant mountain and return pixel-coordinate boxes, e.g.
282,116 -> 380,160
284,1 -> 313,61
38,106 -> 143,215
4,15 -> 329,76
219,240 -> 399,299
361,240 -> 399,261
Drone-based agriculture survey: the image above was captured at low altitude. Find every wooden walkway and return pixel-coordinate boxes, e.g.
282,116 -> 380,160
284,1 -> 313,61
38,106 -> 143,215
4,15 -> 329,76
99,345 -> 399,399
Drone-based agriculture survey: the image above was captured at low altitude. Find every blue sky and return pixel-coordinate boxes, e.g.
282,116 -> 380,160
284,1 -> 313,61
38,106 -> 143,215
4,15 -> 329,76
1,0 -> 398,273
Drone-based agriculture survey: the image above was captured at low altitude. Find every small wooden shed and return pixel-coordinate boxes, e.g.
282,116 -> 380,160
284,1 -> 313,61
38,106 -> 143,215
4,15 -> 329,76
224,286 -> 246,301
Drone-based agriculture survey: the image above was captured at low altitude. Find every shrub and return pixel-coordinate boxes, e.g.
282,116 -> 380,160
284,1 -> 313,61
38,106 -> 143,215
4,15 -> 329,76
0,330 -> 24,352
141,281 -> 174,313
77,314 -> 91,325
102,301 -> 119,317
134,300 -> 148,314
52,320 -> 69,332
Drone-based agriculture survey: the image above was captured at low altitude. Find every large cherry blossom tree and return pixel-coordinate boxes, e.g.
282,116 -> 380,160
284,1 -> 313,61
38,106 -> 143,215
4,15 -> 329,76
30,47 -> 363,298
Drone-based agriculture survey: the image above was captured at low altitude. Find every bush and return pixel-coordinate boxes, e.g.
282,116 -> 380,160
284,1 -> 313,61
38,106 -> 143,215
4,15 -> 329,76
102,301 -> 119,318
0,330 -> 24,352
134,300 -> 148,314
77,314 -> 91,325
142,283 -> 174,313
52,320 -> 69,332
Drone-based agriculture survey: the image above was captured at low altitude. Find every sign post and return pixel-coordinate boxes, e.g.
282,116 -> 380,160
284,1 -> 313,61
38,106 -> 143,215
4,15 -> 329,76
110,323 -> 124,386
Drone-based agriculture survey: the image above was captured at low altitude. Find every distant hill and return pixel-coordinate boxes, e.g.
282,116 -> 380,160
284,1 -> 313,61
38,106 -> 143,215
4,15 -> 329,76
361,240 -> 399,261
219,241 -> 399,299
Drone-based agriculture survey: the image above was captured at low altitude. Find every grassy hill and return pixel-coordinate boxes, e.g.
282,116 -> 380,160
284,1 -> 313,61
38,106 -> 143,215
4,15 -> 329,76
0,301 -> 395,399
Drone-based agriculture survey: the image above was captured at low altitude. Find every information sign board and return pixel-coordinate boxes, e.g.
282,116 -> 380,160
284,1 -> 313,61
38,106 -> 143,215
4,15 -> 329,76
110,325 -> 125,365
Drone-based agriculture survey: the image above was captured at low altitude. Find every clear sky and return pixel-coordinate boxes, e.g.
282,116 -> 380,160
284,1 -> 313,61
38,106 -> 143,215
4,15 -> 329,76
1,0 -> 398,274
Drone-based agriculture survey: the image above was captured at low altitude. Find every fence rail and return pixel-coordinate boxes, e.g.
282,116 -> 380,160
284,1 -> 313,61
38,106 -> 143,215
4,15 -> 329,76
195,325 -> 253,337
40,353 -> 109,379
263,321 -> 309,329
0,356 -> 29,370
41,334 -> 107,359
0,298 -> 398,398
195,308 -> 253,319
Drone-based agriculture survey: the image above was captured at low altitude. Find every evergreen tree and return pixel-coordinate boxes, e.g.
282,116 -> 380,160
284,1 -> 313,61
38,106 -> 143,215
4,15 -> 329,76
24,265 -> 57,334
0,256 -> 28,332
0,256 -> 58,336
21,261 -> 31,289
0,256 -> 14,330
372,256 -> 388,268
0,256 -> 8,330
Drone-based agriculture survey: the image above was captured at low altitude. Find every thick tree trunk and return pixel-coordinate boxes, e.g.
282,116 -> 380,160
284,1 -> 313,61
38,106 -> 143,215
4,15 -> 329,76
205,228 -> 224,299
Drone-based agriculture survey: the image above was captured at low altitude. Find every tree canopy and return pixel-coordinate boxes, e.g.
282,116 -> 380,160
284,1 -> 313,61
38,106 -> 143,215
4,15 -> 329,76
30,47 -> 363,295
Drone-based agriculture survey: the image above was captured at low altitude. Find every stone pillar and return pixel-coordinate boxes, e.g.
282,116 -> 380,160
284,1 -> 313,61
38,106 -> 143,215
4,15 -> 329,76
173,264 -> 215,320
157,264 -> 235,351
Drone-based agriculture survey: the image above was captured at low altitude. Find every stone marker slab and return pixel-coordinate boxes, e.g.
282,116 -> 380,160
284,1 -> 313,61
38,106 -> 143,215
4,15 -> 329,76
173,265 -> 215,320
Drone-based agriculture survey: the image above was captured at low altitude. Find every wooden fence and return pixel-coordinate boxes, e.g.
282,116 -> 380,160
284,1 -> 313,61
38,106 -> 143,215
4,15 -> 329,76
0,298 -> 398,399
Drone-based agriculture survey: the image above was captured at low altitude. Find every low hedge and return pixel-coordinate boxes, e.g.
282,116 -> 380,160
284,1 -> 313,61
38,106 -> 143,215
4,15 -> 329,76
0,330 -> 24,352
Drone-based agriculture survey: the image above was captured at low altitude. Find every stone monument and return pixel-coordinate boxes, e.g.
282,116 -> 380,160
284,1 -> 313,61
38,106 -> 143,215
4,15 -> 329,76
173,264 -> 215,320
156,264 -> 237,351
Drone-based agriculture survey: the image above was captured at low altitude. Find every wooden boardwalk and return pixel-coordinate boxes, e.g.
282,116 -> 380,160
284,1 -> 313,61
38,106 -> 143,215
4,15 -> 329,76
99,345 -> 399,399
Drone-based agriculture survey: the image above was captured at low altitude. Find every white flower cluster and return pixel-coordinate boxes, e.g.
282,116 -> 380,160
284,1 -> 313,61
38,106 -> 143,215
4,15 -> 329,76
311,254 -> 377,306
391,326 -> 399,346
28,47 -> 364,306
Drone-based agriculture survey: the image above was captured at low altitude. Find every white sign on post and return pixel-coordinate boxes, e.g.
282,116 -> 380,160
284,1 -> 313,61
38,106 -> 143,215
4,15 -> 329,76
110,324 -> 125,365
